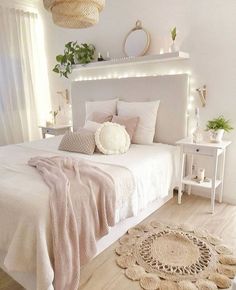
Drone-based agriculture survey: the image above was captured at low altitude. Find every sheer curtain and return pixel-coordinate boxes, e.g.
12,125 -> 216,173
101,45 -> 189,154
0,4 -> 51,145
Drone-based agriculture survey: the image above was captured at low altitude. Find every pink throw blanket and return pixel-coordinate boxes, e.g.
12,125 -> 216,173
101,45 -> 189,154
28,156 -> 116,290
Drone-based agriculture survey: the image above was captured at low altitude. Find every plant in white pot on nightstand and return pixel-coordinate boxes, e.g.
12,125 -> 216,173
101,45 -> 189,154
206,115 -> 233,143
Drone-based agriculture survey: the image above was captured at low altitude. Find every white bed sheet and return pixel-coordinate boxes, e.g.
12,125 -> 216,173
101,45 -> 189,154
0,136 -> 179,290
22,136 -> 179,221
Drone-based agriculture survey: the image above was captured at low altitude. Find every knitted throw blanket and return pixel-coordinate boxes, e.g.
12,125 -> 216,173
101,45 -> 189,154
29,156 -> 116,290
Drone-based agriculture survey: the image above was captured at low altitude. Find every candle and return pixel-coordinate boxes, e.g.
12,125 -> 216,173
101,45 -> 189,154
197,168 -> 205,183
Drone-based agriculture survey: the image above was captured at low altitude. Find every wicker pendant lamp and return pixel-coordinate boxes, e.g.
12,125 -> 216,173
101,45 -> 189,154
44,0 -> 105,29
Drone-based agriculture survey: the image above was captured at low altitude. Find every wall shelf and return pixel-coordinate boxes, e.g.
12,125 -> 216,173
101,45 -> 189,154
72,51 -> 190,73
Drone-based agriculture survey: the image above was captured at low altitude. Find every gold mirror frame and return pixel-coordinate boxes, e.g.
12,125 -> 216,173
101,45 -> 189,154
123,20 -> 151,57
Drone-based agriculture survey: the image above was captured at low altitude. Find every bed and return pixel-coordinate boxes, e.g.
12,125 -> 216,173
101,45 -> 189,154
0,74 -> 189,290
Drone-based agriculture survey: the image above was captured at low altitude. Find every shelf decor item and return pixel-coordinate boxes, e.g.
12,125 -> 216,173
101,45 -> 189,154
123,20 -> 151,57
206,115 -> 233,143
53,41 -> 95,78
192,108 -> 203,143
197,167 -> 205,183
170,27 -> 177,52
43,0 -> 105,29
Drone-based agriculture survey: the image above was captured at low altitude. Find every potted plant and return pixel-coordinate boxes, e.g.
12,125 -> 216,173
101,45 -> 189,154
53,41 -> 95,78
170,27 -> 177,52
206,115 -> 233,143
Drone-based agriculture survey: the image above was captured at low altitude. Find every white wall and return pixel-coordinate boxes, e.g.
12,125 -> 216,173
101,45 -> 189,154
39,0 -> 236,204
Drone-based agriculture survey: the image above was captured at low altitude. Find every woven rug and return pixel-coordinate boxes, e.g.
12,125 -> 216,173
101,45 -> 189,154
115,222 -> 236,290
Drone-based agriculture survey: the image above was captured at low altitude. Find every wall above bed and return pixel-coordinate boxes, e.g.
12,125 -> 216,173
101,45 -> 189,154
71,74 -> 189,145
39,0 -> 236,204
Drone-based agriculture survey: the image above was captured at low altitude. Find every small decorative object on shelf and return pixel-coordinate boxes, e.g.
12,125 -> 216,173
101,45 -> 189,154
176,137 -> 231,213
106,51 -> 111,61
97,52 -> 104,61
206,115 -> 233,143
192,108 -> 203,143
170,27 -> 177,52
123,20 -> 151,57
196,167 -> 205,183
53,42 -> 95,78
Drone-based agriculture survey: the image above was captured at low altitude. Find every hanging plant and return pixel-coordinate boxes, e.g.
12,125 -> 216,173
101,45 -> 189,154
53,41 -> 95,78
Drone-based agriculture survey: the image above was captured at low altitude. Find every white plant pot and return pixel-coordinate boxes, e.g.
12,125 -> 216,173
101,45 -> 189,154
170,42 -> 177,52
209,129 -> 224,143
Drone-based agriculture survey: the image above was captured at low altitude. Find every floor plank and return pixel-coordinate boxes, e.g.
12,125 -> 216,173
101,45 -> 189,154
1,194 -> 236,290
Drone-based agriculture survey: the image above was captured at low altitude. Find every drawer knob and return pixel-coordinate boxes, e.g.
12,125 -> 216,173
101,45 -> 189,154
196,149 -> 200,152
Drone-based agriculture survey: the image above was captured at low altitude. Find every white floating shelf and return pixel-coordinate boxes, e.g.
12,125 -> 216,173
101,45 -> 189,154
182,175 -> 221,189
72,51 -> 190,72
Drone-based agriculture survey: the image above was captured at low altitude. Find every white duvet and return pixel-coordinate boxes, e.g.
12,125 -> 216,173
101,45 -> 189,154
0,136 -> 179,290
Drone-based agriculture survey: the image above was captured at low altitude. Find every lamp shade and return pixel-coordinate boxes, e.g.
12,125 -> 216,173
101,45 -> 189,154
43,0 -> 105,29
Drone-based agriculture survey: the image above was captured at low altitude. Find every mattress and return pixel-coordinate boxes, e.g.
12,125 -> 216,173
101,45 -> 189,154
0,136 -> 179,290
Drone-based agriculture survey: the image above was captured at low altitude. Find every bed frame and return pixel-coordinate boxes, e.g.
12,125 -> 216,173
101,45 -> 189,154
71,74 -> 189,254
71,74 -> 189,145
0,75 -> 189,290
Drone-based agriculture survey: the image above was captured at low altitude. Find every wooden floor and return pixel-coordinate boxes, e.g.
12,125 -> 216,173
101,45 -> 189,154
1,194 -> 236,290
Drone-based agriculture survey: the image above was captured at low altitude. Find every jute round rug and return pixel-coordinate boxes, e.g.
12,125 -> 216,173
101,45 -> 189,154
115,222 -> 236,290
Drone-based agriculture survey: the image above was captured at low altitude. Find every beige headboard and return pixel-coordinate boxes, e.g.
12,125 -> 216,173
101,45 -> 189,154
71,74 -> 189,144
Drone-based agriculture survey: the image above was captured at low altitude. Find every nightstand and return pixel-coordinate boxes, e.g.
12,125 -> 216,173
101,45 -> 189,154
39,125 -> 71,139
176,138 -> 231,213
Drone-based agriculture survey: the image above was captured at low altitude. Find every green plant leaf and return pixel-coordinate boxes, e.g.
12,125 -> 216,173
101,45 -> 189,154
53,41 -> 95,78
171,27 -> 177,41
206,115 -> 234,132
56,55 -> 64,63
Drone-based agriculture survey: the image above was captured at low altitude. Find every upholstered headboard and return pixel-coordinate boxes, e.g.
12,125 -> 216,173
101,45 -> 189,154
71,74 -> 189,144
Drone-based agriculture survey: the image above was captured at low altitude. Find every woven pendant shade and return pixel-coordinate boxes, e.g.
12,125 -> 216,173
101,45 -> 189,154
44,0 -> 105,29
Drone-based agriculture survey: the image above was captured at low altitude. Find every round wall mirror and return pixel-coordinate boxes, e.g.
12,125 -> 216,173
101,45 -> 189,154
123,20 -> 151,57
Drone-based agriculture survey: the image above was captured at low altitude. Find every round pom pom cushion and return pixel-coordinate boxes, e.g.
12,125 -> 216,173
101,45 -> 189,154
95,122 -> 130,155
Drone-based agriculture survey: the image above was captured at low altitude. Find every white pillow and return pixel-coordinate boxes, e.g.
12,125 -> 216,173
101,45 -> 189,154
85,98 -> 118,120
84,120 -> 101,132
95,122 -> 130,155
117,100 -> 160,144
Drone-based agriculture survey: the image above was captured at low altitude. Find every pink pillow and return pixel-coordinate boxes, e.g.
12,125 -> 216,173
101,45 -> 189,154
90,112 -> 113,123
112,115 -> 140,142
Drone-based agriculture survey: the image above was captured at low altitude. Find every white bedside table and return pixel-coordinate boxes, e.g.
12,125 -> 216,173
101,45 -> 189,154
39,125 -> 71,139
176,138 -> 231,213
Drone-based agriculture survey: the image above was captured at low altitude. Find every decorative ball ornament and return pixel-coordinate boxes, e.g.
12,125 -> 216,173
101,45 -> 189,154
43,0 -> 105,29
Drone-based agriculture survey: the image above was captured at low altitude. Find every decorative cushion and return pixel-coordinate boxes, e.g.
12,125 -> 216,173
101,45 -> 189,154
95,122 -> 130,155
58,129 -> 95,155
112,115 -> 140,142
83,120 -> 103,153
117,100 -> 160,145
89,111 -> 113,123
85,98 -> 118,120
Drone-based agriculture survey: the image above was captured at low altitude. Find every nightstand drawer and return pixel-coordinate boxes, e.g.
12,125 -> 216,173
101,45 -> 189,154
45,128 -> 54,134
183,145 -> 215,156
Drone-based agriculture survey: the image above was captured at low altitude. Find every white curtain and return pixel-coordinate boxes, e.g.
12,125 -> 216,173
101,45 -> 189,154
0,5 -> 51,145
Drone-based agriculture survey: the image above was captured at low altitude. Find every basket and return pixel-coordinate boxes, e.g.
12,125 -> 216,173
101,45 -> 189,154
43,0 -> 105,28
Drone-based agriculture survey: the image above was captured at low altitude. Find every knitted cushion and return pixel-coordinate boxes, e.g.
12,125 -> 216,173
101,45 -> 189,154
59,129 -> 95,155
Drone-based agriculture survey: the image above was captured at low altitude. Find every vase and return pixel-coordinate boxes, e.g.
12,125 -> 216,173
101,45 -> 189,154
170,41 -> 177,52
193,127 -> 203,143
209,129 -> 224,143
